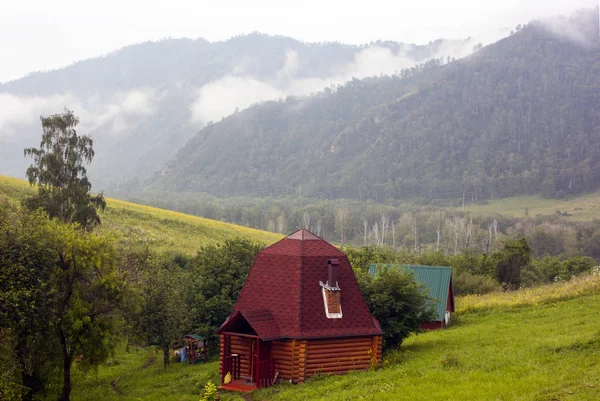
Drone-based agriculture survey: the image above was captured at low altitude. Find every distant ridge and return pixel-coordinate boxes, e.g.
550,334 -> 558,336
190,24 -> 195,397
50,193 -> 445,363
148,8 -> 600,202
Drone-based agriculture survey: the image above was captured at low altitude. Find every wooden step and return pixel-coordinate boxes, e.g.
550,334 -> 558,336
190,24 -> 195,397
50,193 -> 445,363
219,382 -> 257,393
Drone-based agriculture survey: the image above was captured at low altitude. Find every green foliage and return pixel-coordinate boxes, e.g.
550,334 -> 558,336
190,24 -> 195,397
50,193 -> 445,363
0,200 -> 125,401
345,245 -> 406,273
360,268 -> 436,349
452,270 -> 499,296
186,238 -> 263,339
23,109 -> 105,231
492,236 -> 531,287
0,202 -> 60,400
127,251 -> 187,367
200,380 -> 219,401
562,256 -> 596,278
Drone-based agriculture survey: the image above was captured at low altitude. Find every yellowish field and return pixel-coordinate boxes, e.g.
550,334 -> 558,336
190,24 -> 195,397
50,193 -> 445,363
458,190 -> 600,221
0,175 -> 282,254
456,271 -> 600,314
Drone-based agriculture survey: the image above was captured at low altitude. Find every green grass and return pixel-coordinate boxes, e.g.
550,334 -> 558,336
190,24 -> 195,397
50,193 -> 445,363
0,175 -> 282,254
72,278 -> 600,401
255,293 -> 600,401
71,347 -> 244,401
457,190 -> 600,221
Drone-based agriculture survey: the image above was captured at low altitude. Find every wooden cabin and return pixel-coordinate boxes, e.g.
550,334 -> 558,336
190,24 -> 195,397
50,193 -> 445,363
218,229 -> 383,392
369,264 -> 455,329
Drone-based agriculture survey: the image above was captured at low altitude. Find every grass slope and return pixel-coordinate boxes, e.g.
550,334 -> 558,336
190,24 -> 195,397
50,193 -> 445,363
0,175 -> 282,254
72,275 -> 600,401
458,190 -> 600,221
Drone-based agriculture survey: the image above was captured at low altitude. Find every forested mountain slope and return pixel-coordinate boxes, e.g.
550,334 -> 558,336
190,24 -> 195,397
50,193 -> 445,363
0,34 -> 471,190
150,9 -> 600,202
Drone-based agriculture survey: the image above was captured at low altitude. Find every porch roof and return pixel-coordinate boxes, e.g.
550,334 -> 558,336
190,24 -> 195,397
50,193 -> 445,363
218,308 -> 281,341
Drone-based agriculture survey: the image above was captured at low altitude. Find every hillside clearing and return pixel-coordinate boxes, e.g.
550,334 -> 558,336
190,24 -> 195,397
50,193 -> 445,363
0,175 -> 282,254
71,277 -> 600,401
458,190 -> 600,221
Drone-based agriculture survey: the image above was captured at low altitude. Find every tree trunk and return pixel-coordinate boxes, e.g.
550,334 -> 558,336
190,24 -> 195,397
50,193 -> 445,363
58,329 -> 71,401
163,345 -> 170,368
18,336 -> 34,401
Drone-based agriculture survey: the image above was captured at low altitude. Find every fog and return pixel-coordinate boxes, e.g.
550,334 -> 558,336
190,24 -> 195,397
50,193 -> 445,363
0,88 -> 159,140
190,37 -> 481,124
0,0 -> 596,83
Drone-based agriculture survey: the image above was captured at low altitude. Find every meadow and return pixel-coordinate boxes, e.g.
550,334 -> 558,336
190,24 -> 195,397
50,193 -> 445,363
0,175 -> 282,254
457,190 -> 600,221
71,274 -> 600,401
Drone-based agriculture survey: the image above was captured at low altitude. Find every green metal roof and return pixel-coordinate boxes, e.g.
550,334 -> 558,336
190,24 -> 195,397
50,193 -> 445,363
183,334 -> 206,341
368,264 -> 453,322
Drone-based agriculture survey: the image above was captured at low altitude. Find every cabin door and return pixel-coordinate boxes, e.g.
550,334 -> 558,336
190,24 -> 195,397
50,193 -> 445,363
252,339 -> 273,387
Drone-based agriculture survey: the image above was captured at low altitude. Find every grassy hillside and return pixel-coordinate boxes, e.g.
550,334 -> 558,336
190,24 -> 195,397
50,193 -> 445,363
459,190 -> 600,221
70,274 -> 600,401
0,175 -> 282,254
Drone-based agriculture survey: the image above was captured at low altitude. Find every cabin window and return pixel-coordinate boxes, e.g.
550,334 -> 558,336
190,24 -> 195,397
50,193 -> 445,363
320,259 -> 342,318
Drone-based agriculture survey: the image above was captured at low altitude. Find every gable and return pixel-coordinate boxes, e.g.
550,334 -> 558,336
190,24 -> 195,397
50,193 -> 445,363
218,309 -> 280,340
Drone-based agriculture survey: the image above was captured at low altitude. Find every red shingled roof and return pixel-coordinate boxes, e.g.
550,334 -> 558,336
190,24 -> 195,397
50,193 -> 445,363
218,229 -> 382,339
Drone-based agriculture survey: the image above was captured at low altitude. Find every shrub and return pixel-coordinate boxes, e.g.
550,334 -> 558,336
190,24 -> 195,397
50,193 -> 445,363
360,267 -> 436,350
562,256 -> 595,278
201,380 -> 219,401
453,271 -> 499,295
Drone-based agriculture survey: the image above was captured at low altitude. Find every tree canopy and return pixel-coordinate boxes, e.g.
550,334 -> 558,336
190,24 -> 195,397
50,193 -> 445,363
24,109 -> 105,231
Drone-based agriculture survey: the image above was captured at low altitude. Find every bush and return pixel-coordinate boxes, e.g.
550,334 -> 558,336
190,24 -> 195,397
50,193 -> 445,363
453,271 -> 499,295
562,256 -> 595,278
360,267 -> 436,350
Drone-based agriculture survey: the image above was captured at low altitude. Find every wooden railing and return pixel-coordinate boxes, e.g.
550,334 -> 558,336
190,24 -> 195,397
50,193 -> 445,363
256,359 -> 276,388
222,354 -> 241,383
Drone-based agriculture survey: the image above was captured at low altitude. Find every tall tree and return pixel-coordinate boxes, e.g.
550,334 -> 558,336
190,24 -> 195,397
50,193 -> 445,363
128,251 -> 186,367
0,201 -> 125,401
493,236 -> 532,289
187,238 -> 263,339
24,109 -> 105,231
0,202 -> 59,401
50,222 -> 125,401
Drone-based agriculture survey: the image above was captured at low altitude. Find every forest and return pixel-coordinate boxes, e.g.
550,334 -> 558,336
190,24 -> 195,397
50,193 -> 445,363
128,190 -> 600,263
145,9 -> 600,203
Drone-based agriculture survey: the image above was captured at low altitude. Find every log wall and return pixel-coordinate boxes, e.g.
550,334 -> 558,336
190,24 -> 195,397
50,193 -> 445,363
220,335 -> 382,384
303,335 -> 382,379
219,335 -> 254,378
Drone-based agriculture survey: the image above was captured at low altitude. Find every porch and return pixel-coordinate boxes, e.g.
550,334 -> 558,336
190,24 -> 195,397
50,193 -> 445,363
218,309 -> 280,392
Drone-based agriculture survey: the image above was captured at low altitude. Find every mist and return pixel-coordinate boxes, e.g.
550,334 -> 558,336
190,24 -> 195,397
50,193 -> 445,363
189,37 -> 481,124
0,88 -> 159,140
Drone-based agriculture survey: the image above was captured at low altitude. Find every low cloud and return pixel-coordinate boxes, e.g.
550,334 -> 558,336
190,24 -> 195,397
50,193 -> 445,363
189,39 -> 483,124
0,87 -> 160,140
536,7 -> 599,47
190,76 -> 285,124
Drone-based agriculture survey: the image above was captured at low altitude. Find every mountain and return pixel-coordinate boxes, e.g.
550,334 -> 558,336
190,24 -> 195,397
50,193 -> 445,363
0,34 -> 476,190
148,8 -> 600,202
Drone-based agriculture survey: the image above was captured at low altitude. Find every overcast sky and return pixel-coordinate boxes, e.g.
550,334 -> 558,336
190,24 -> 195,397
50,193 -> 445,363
0,0 -> 597,83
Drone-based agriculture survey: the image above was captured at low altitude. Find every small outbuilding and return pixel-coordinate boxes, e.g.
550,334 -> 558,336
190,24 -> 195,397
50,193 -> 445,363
182,334 -> 208,364
218,229 -> 383,392
369,264 -> 455,330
